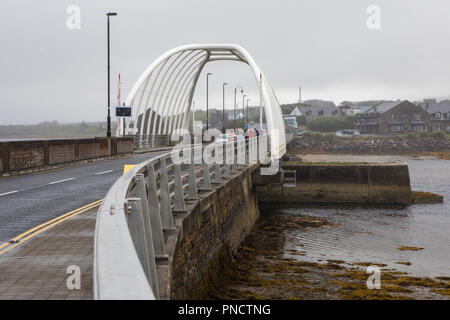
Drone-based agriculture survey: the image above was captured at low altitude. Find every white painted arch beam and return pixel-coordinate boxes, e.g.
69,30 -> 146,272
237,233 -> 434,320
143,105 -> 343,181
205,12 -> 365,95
124,44 -> 286,159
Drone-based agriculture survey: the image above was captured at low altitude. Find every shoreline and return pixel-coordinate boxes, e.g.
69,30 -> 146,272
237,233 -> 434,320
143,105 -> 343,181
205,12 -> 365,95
212,208 -> 450,300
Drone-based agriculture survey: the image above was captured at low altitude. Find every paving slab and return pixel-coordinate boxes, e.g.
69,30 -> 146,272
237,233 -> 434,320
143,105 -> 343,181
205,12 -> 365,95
0,207 -> 97,300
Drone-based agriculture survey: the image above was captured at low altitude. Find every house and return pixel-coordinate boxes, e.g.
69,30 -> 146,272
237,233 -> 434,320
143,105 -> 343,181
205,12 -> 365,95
422,102 -> 450,132
227,112 -> 244,121
339,105 -> 372,116
290,107 -> 302,117
283,115 -> 298,129
356,100 -> 431,134
297,105 -> 339,117
281,103 -> 339,118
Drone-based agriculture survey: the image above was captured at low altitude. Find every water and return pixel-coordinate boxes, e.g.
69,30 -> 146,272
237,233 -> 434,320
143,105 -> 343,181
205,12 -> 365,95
273,157 -> 450,278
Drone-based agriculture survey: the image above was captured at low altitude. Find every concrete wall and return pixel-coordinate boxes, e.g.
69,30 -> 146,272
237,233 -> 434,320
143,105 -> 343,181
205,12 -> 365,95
164,165 -> 260,299
0,137 -> 133,173
253,163 -> 412,204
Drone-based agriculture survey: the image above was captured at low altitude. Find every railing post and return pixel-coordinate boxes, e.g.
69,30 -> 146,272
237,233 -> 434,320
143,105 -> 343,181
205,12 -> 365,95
187,164 -> 199,200
145,166 -> 166,257
213,163 -> 222,184
126,198 -> 159,299
200,164 -> 212,191
160,157 -> 174,230
173,164 -> 186,212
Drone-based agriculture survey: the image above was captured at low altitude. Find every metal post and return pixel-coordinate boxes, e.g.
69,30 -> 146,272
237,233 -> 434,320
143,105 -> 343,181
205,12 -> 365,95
242,94 -> 246,128
206,72 -> 212,131
126,198 -> 159,298
173,164 -> 186,212
187,164 -> 199,200
234,86 -> 243,133
145,166 -> 166,257
106,12 -> 117,137
213,163 -> 222,183
159,157 -> 174,230
200,164 -> 212,191
222,82 -> 227,133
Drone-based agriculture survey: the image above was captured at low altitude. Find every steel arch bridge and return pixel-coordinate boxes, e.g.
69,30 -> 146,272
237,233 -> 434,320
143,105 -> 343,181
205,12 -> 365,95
122,44 -> 286,158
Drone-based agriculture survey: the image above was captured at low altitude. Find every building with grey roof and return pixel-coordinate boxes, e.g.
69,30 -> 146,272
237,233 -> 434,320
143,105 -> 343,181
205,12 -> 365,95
356,100 -> 431,134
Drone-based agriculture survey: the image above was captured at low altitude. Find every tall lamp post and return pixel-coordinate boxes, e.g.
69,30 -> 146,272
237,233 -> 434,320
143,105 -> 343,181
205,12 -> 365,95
246,98 -> 250,126
242,94 -> 246,128
222,82 -> 227,133
106,12 -> 117,138
206,72 -> 212,131
234,85 -> 243,132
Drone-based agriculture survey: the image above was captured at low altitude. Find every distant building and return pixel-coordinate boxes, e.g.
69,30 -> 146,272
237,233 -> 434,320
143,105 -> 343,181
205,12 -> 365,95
356,100 -> 431,134
339,105 -> 372,116
283,115 -> 298,129
422,102 -> 450,132
227,112 -> 244,121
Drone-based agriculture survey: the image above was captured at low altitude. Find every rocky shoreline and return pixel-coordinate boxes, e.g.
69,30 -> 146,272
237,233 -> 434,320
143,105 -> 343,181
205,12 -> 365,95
208,208 -> 450,300
291,136 -> 450,158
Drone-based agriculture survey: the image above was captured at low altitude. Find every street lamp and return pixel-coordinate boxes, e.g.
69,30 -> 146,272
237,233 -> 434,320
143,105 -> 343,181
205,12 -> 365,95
106,12 -> 117,138
242,94 -> 246,128
234,85 -> 243,132
246,98 -> 250,126
222,82 -> 227,133
206,72 -> 212,131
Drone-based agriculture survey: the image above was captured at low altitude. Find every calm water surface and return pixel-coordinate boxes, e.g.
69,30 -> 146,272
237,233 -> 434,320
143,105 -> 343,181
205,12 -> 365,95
278,158 -> 450,277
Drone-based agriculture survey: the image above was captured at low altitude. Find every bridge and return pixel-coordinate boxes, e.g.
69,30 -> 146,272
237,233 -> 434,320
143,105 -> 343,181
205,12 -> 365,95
0,44 -> 292,300
121,44 -> 287,159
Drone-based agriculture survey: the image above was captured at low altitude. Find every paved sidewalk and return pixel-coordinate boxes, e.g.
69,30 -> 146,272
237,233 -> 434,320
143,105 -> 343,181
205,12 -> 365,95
0,208 -> 97,300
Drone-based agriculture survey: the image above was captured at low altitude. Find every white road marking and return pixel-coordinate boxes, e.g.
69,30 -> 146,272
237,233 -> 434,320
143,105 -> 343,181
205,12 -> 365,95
95,170 -> 114,175
0,190 -> 19,197
48,178 -> 76,185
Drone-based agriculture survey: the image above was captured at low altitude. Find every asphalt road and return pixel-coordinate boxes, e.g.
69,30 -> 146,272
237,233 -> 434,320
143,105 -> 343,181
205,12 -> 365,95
0,151 -> 166,243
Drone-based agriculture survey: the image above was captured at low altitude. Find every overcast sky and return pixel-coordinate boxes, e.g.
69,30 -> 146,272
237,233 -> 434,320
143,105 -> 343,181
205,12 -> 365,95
1,0 -> 450,125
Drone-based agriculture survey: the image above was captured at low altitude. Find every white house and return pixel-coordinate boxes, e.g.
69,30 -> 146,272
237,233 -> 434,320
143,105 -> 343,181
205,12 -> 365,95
228,112 -> 244,121
289,107 -> 302,117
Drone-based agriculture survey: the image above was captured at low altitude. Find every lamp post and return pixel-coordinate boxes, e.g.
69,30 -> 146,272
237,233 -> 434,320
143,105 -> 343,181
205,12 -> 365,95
222,82 -> 227,133
206,72 -> 212,131
106,12 -> 117,138
234,85 -> 243,132
246,98 -> 250,126
242,94 -> 246,128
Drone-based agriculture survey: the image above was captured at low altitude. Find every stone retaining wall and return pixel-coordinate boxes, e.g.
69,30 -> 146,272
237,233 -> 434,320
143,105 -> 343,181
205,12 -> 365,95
253,163 -> 412,204
292,136 -> 450,154
164,165 -> 260,299
0,137 -> 133,173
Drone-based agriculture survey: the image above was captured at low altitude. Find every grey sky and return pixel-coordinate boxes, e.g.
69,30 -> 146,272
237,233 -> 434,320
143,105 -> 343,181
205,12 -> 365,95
1,0 -> 450,125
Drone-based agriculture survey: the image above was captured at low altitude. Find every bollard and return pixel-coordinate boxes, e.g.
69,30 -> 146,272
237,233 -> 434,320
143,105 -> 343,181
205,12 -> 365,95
159,157 -> 174,230
173,164 -> 186,212
126,198 -> 160,299
145,165 -> 166,257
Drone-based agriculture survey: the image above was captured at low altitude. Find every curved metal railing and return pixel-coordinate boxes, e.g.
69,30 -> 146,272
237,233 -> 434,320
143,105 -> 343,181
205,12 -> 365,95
93,136 -> 269,299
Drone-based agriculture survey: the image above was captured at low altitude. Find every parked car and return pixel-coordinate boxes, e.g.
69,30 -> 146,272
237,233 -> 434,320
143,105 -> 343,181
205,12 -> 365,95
296,130 -> 310,137
215,133 -> 235,144
336,129 -> 360,137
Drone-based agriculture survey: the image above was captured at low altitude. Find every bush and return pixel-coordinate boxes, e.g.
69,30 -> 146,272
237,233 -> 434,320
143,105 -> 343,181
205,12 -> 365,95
430,130 -> 446,140
305,116 -> 355,133
302,131 -> 323,141
323,132 -> 337,143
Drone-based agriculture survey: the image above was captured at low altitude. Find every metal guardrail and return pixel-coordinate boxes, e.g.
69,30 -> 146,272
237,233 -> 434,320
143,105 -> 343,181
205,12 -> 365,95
127,134 -> 170,150
94,135 -> 269,300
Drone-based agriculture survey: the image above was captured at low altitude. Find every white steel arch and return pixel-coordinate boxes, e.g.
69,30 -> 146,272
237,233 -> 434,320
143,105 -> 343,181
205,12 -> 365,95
122,44 -> 286,159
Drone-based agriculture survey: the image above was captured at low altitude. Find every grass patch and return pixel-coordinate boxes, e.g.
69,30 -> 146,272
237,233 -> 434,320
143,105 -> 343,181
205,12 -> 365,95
397,246 -> 424,251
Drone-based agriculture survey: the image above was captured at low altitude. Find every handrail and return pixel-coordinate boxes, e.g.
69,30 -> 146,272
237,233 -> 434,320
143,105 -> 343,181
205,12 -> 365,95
94,135 -> 271,300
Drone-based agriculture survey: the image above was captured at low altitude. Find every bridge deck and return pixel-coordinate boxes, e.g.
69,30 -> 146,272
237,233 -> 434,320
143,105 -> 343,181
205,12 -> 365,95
0,208 -> 96,300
